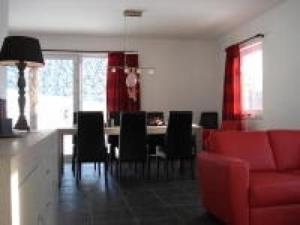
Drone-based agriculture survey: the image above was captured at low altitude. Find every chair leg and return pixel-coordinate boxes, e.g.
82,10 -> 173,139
105,161 -> 108,177
76,161 -> 81,182
115,160 -> 118,176
109,147 -> 115,173
79,162 -> 82,180
72,156 -> 75,177
75,160 -> 78,181
147,158 -> 151,179
110,159 -> 113,173
156,157 -> 160,179
165,160 -> 169,179
179,159 -> 183,173
171,159 -> 175,178
127,162 -> 130,177
118,161 -> 122,179
98,162 -> 101,176
94,162 -> 97,171
142,162 -> 145,179
134,161 -> 138,175
110,156 -> 114,175
72,147 -> 76,177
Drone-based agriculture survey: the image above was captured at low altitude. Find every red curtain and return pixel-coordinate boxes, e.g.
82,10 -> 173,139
222,44 -> 242,121
106,52 -> 140,113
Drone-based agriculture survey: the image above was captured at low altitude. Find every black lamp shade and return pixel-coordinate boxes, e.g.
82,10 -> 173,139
0,36 -> 44,67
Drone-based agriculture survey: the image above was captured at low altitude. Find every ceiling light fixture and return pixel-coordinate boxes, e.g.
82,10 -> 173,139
110,9 -> 155,87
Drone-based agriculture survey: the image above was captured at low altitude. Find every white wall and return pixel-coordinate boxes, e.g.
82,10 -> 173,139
0,0 -> 9,99
218,0 -> 300,129
14,33 -> 218,122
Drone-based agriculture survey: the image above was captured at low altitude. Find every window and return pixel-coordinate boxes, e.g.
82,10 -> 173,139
81,56 -> 107,111
37,58 -> 74,129
240,41 -> 263,118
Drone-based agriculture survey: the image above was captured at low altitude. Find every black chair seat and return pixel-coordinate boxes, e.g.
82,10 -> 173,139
146,111 -> 165,155
107,111 -> 120,159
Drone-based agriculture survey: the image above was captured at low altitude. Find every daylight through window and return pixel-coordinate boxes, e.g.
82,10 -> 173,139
240,41 -> 263,118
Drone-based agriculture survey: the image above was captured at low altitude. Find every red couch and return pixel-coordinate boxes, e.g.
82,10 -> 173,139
198,130 -> 300,225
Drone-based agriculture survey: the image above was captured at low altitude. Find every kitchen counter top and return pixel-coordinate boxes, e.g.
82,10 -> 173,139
0,130 -> 56,158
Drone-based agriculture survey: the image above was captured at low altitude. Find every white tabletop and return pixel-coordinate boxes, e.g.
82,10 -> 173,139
58,124 -> 200,136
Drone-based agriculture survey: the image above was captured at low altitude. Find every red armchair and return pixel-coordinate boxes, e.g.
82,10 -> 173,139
198,130 -> 300,225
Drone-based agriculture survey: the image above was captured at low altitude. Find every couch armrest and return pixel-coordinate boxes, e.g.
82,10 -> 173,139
197,152 -> 250,225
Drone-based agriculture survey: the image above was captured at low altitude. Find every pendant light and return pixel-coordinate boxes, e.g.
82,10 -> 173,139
110,9 -> 155,87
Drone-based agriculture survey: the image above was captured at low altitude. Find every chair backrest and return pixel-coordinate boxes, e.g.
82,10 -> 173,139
108,111 -> 121,126
119,111 -> 147,161
146,111 -> 164,125
200,112 -> 218,129
166,111 -> 193,158
77,111 -> 106,162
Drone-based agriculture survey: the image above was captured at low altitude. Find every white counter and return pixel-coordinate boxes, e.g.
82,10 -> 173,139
0,130 -> 59,225
0,131 -> 55,157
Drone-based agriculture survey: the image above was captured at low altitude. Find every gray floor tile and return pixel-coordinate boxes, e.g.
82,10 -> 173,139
55,163 -> 223,225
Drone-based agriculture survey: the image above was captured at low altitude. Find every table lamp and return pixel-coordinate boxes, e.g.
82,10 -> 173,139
0,36 -> 44,131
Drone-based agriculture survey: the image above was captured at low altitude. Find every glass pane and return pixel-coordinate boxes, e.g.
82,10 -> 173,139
81,56 -> 107,115
38,58 -> 74,155
6,67 -> 30,126
240,42 -> 263,116
37,59 -> 74,129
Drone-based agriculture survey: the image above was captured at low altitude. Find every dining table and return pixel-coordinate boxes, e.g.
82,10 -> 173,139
57,124 -> 201,180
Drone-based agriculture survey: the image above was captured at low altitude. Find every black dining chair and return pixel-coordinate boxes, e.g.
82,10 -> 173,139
146,111 -> 165,155
199,112 -> 219,150
107,111 -> 121,170
108,111 -> 121,127
146,111 -> 164,126
115,111 -> 148,178
199,112 -> 219,129
75,111 -> 108,181
157,111 -> 194,178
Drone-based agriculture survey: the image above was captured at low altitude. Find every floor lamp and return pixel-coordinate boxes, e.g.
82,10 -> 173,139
0,36 -> 44,131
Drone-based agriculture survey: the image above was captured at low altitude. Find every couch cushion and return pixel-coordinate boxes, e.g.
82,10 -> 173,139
288,170 -> 300,175
250,172 -> 300,207
268,130 -> 300,170
210,131 -> 276,171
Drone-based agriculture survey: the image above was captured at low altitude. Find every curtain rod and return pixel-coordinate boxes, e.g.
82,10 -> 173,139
238,33 -> 264,45
42,49 -> 138,54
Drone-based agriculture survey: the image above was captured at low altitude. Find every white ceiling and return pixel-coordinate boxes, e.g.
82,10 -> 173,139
9,0 -> 284,38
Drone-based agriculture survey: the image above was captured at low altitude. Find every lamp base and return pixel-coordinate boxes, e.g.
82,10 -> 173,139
14,115 -> 30,131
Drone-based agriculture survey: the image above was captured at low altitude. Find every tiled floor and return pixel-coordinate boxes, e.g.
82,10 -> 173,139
56,163 -> 223,225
